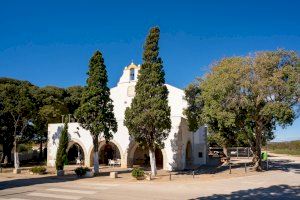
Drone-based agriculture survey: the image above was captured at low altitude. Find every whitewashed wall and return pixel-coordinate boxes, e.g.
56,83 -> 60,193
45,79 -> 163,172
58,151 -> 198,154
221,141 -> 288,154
47,63 -> 207,170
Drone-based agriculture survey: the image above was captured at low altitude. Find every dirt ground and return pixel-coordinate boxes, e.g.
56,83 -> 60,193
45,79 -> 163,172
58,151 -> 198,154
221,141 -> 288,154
0,155 -> 275,182
0,153 -> 299,199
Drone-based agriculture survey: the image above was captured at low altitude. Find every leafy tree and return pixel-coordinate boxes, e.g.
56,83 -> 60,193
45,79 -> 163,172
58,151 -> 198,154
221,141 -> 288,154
75,51 -> 117,174
55,121 -> 69,170
0,78 -> 38,164
37,86 -> 69,123
237,50 -> 299,170
184,81 -> 204,132
0,107 -> 14,164
124,27 -> 171,176
32,86 -> 69,161
65,86 -> 84,115
0,78 -> 72,165
185,75 -> 240,158
0,82 -> 35,169
188,50 -> 299,171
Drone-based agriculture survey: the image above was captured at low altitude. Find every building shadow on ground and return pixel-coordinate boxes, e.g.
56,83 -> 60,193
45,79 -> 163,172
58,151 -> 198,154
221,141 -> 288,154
0,174 -> 78,191
0,167 -> 134,191
191,184 -> 300,200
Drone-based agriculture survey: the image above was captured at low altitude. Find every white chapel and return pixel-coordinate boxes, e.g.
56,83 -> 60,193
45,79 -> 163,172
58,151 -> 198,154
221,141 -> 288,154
47,63 -> 207,171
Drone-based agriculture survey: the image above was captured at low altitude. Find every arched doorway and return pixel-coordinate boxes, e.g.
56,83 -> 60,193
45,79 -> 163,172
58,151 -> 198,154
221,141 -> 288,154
186,141 -> 192,168
89,140 -> 123,166
67,143 -> 85,165
99,142 -> 121,165
132,146 -> 163,169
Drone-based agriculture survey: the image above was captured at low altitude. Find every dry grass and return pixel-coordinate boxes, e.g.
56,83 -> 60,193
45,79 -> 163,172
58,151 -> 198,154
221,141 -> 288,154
266,140 -> 300,155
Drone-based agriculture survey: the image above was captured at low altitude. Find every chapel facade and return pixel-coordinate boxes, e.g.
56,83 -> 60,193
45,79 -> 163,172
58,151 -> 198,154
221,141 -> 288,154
47,63 -> 207,171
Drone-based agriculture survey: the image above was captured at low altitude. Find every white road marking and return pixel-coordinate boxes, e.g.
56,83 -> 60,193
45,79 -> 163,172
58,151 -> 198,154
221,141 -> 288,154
47,188 -> 97,194
0,198 -> 29,200
27,192 -> 82,200
60,184 -> 109,190
79,182 -> 119,187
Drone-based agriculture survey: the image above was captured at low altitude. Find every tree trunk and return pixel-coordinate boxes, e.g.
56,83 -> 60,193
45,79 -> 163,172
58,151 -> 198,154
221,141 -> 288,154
13,132 -> 20,169
39,141 -> 43,163
222,145 -> 230,164
93,135 -> 99,174
253,127 -> 262,171
149,148 -> 157,176
223,146 -> 228,157
0,151 -> 3,164
13,141 -> 19,169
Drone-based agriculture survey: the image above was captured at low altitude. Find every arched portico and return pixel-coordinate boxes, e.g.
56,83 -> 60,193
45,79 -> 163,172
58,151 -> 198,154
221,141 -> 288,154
126,141 -> 168,170
88,139 -> 124,167
67,139 -> 89,167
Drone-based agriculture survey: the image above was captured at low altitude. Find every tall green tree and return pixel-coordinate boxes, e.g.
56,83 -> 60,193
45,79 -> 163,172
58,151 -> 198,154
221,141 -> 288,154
75,51 -> 117,174
0,78 -> 37,164
238,50 -> 299,170
65,86 -> 84,115
184,73 -> 240,157
124,27 -> 171,176
184,81 -> 204,132
55,121 -> 69,170
35,86 -> 69,159
0,82 -> 35,169
37,86 -> 69,123
0,105 -> 15,164
186,50 -> 299,171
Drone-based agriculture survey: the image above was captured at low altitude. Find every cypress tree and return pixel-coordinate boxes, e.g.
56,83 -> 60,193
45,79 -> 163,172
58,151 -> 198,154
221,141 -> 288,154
56,121 -> 69,171
75,51 -> 117,174
124,27 -> 171,176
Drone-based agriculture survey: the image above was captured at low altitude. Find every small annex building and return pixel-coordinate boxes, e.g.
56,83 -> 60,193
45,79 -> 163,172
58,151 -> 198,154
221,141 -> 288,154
47,63 -> 207,171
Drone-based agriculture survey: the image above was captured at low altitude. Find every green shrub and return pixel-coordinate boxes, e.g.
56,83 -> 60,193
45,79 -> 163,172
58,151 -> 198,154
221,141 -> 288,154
131,168 -> 145,178
75,167 -> 91,177
30,166 -> 47,174
56,122 -> 69,170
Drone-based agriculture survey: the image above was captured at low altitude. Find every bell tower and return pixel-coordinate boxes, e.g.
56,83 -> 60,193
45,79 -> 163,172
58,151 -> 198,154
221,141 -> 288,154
118,62 -> 140,84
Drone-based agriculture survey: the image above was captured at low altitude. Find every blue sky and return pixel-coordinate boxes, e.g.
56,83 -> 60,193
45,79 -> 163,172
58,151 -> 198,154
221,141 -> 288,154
0,0 -> 299,141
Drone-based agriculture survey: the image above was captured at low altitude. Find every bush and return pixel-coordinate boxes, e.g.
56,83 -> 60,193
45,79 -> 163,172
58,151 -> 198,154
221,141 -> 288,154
75,167 -> 91,177
30,166 -> 47,174
131,168 -> 144,179
56,122 -> 69,170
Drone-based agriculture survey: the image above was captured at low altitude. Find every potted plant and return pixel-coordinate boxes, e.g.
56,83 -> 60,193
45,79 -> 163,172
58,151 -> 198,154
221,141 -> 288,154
131,168 -> 145,180
75,166 -> 92,177
55,121 -> 69,176
30,166 -> 47,175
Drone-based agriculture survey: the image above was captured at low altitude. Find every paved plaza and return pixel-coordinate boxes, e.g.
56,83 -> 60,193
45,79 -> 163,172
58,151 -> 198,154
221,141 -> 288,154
0,154 -> 299,200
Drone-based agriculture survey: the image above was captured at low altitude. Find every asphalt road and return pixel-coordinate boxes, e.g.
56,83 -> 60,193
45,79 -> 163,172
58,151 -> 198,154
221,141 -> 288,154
0,154 -> 299,200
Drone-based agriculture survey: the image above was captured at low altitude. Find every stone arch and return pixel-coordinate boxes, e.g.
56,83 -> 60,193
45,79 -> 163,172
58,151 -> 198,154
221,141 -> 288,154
66,139 -> 88,166
126,141 -> 168,170
88,139 -> 124,167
